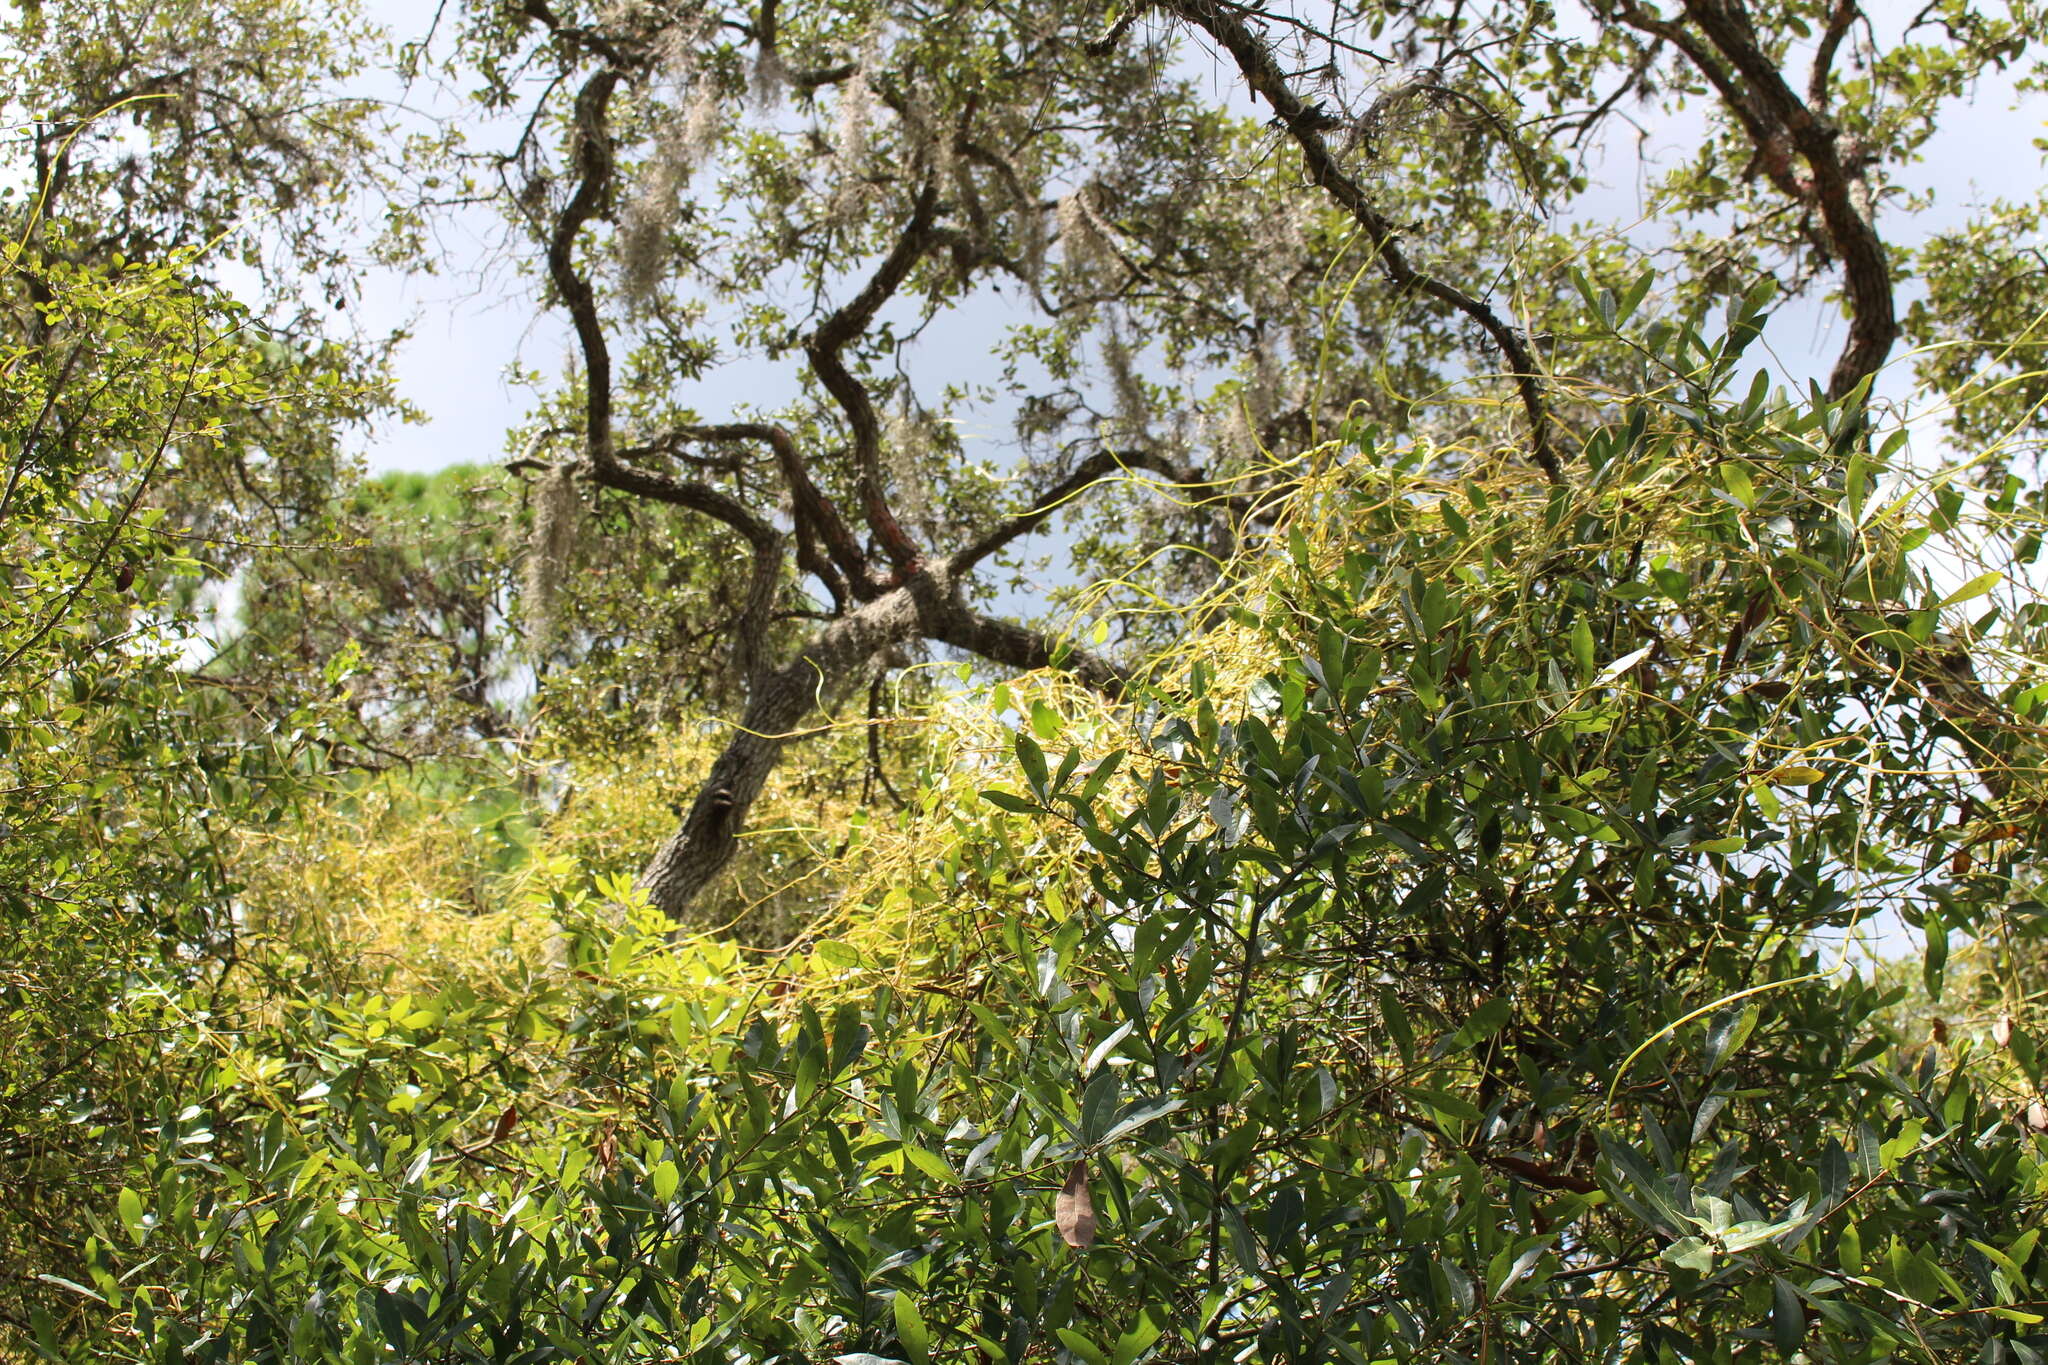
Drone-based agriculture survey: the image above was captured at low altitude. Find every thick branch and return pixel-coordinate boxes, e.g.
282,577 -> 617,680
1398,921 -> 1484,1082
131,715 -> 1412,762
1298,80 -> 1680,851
520,0 -> 629,67
805,182 -> 941,571
1156,0 -> 1559,481
948,447 -> 1188,574
545,69 -> 621,467
925,600 -> 1128,698
636,563 -> 1130,918
671,421 -> 871,595
1610,1 -> 1810,201
635,583 -> 927,919
585,460 -> 785,685
1677,0 -> 1896,396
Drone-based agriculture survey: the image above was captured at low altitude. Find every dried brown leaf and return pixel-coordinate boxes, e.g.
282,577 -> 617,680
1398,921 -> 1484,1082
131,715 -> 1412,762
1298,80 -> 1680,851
1056,1159 -> 1097,1249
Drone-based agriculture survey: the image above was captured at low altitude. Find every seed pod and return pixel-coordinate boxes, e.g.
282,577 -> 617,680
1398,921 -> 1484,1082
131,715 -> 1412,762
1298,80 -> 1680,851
1995,1015 -> 2016,1048
2027,1100 -> 2048,1133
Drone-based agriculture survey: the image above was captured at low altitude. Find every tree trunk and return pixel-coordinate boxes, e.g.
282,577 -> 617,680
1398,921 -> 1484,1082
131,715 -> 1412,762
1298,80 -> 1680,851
632,566 -> 1126,922
634,581 -> 924,920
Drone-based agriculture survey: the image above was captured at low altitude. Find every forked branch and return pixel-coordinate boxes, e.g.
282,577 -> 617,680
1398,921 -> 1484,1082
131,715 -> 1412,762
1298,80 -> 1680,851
1155,0 -> 1561,482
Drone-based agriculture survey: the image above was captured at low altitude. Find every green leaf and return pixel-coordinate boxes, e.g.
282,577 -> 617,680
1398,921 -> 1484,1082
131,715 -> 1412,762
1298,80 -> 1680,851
962,1130 -> 1002,1178
1083,1020 -> 1135,1078
901,1143 -> 956,1185
1448,997 -> 1512,1052
1113,1313 -> 1163,1365
1380,987 -> 1414,1063
1661,1237 -> 1715,1274
1596,642 -> 1655,683
813,939 -> 864,969
116,1187 -> 144,1242
1057,1329 -> 1111,1365
1569,617 -> 1596,678
35,1275 -> 106,1305
1080,1067 -> 1121,1144
1701,1004 -> 1759,1076
1771,1276 -> 1806,1356
651,1160 -> 679,1201
1099,1097 -> 1184,1148
1015,734 -> 1049,798
1718,461 -> 1756,508
1406,1086 -> 1482,1125
1939,570 -> 2001,609
893,1291 -> 931,1365
1924,906 -> 1949,1001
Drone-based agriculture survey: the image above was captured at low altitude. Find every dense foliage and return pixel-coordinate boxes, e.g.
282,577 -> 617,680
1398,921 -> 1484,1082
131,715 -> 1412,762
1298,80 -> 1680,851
7,0 -> 2048,1359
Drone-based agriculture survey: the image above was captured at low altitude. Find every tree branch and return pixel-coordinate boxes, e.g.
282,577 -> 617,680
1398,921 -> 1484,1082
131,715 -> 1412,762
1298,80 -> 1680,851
670,421 -> 871,595
1155,0 -> 1560,482
636,583 -> 927,919
1808,0 -> 1860,111
544,69 -> 621,468
948,447 -> 1189,574
924,600 -> 1129,698
1676,0 -> 1896,397
1610,0 -> 1807,199
805,181 -> 941,572
583,460 -> 786,686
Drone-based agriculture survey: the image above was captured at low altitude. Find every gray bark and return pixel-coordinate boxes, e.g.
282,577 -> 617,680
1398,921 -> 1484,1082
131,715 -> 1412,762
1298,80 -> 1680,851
633,566 -> 1127,920
634,581 -> 925,920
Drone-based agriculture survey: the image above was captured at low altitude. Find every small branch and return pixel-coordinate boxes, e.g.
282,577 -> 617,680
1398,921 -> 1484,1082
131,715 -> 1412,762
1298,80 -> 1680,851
948,447 -> 1188,574
1610,1 -> 1808,202
1085,10 -> 1142,56
1808,0 -> 1860,111
0,338 -> 84,528
1670,0 -> 1897,395
864,670 -> 907,810
544,69 -> 621,468
0,333 -> 197,678
1563,39 -> 1665,148
673,421 -> 870,593
519,0 -> 629,67
792,62 -> 860,92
